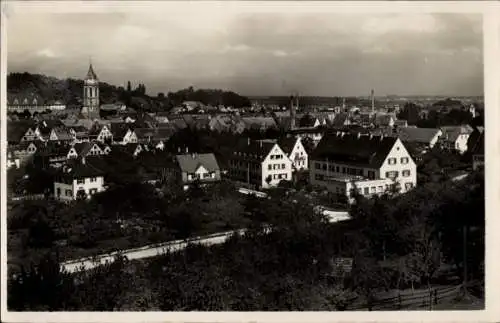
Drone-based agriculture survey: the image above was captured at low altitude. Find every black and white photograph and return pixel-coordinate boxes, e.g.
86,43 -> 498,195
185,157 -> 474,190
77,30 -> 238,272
0,0 -> 496,321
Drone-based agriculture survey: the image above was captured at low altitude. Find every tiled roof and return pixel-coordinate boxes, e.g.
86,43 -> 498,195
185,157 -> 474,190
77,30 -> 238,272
440,125 -> 473,142
176,153 -> 220,173
298,114 -> 318,128
72,142 -> 98,157
232,139 -> 275,161
311,132 -> 397,169
396,127 -> 441,144
278,137 -> 297,155
110,123 -> 133,140
59,159 -> 104,180
332,113 -> 349,127
52,127 -> 74,141
7,121 -> 36,142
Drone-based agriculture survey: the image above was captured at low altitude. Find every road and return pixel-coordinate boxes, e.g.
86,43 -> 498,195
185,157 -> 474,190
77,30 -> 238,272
61,229 -> 246,273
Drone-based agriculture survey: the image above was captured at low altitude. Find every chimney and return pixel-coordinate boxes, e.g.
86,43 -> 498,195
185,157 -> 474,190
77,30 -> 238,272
290,93 -> 297,131
192,153 -> 196,159
371,89 -> 375,113
342,98 -> 346,111
247,137 -> 250,145
81,157 -> 86,165
177,147 -> 181,153
185,146 -> 189,154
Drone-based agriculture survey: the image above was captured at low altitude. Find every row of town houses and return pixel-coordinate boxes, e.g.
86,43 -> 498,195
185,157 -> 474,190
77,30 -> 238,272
7,115 -> 484,204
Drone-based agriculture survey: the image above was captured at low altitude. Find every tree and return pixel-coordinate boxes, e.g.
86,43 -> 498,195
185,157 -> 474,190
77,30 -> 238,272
76,189 -> 87,201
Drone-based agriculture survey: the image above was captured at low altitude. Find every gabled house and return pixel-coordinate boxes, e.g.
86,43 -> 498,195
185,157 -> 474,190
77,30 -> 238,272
53,158 -> 106,201
278,136 -> 309,171
48,127 -> 75,143
11,141 -> 41,162
374,114 -> 396,128
34,143 -> 72,168
7,121 -> 39,144
298,114 -> 322,129
112,143 -> 143,158
310,132 -> 417,202
173,153 -> 222,190
110,123 -> 138,145
68,142 -> 106,159
332,113 -> 351,128
89,124 -> 113,143
439,125 -> 473,154
228,139 -> 293,189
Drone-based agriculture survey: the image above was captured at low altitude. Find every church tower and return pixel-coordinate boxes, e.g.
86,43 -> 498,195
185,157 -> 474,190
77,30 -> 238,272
83,62 -> 100,119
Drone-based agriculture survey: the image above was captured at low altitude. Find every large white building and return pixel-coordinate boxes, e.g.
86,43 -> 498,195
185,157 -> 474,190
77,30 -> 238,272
228,139 -> 293,189
310,132 -> 417,201
53,158 -> 106,201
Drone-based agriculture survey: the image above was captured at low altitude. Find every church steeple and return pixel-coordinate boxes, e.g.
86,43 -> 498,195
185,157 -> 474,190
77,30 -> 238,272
86,63 -> 98,80
82,61 -> 100,119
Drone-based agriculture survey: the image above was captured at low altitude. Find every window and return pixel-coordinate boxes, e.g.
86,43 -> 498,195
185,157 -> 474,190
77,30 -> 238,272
386,171 -> 399,178
281,163 -> 285,169
188,174 -> 193,180
315,162 -> 321,170
283,174 -> 287,179
89,188 -> 98,195
336,166 -> 340,172
90,177 -> 96,182
401,157 -> 409,164
268,164 -> 272,170
358,188 -> 362,194
371,187 -> 376,193
405,182 -> 414,190
322,164 -> 327,171
367,171 -> 375,179
77,179 -> 85,184
388,158 -> 397,165
402,170 -> 411,177
378,186 -> 383,192
56,188 -> 61,197
342,167 -> 346,173
363,187 -> 369,195
65,189 -> 72,197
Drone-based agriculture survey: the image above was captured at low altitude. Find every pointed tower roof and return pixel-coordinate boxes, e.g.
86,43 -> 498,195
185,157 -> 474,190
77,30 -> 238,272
86,63 -> 98,80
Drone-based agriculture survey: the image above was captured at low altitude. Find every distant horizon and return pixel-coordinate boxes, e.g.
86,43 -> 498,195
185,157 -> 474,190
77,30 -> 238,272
6,3 -> 483,97
7,70 -> 484,100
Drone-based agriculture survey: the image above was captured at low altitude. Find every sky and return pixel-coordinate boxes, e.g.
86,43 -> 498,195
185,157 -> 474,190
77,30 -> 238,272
6,2 -> 483,97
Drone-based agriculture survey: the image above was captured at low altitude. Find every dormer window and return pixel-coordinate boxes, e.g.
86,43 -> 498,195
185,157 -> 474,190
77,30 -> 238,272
33,99 -> 38,105
23,98 -> 28,104
13,99 -> 19,105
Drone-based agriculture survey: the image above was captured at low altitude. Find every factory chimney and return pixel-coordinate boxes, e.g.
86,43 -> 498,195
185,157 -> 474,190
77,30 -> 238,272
371,89 -> 375,113
342,97 -> 346,111
290,92 -> 298,130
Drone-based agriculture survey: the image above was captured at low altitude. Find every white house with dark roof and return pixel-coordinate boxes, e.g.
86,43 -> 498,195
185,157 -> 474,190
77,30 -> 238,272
53,158 -> 105,201
67,142 -> 106,159
439,125 -> 473,154
310,132 -> 417,201
278,137 -> 308,171
228,139 -> 293,189
174,153 -> 221,190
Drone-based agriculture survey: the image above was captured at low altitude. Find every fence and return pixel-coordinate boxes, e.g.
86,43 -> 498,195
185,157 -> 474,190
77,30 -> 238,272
346,284 -> 465,311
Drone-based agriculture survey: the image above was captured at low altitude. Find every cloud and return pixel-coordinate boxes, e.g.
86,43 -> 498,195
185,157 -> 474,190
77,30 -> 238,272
6,7 -> 483,96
